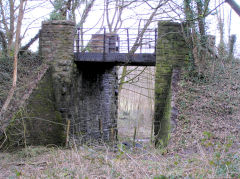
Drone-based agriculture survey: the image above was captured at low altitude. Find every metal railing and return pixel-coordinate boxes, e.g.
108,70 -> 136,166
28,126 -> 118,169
75,28 -> 157,54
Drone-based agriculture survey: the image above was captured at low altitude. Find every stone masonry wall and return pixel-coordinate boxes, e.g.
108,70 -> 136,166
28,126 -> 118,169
39,20 -> 75,118
154,21 -> 189,147
90,34 -> 119,53
70,34 -> 118,144
39,20 -> 118,145
3,21 -> 76,148
15,20 -> 119,146
20,20 -> 76,146
69,64 -> 118,144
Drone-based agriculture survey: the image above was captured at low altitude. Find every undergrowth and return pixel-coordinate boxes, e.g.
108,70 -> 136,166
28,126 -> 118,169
0,56 -> 239,178
0,140 -> 239,178
0,51 -> 42,109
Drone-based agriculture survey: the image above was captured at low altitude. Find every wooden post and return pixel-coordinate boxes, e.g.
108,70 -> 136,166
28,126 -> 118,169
66,120 -> 70,147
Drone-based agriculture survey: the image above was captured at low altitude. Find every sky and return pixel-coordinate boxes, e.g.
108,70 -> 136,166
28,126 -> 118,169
207,1 -> 240,57
22,0 -> 240,57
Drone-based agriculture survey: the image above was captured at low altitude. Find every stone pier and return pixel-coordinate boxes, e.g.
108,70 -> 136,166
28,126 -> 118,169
40,21 -> 118,144
154,21 -> 189,147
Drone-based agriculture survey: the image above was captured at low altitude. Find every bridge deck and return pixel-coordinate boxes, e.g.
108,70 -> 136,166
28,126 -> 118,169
74,52 -> 156,66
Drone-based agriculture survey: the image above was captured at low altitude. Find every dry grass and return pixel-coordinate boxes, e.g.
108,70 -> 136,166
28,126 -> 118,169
0,142 -> 239,178
1,57 -> 240,178
168,59 -> 240,155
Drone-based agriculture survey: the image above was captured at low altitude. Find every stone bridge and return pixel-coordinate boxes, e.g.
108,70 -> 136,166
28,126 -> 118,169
10,20 -> 189,147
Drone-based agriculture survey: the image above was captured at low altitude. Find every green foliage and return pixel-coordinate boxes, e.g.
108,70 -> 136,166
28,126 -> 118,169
15,170 -> 22,177
0,55 -> 13,75
200,133 -> 240,177
85,46 -> 92,52
154,175 -> 168,179
0,56 -> 12,103
182,65 -> 210,84
0,108 -> 25,150
209,150 -> 240,177
203,131 -> 213,140
0,51 -> 42,108
50,0 -> 66,20
200,131 -> 214,148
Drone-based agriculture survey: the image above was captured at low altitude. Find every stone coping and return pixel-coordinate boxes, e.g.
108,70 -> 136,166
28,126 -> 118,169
42,20 -> 75,26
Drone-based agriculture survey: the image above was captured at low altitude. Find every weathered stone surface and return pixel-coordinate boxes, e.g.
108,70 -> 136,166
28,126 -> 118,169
40,20 -> 118,145
69,64 -> 118,143
3,20 -> 75,148
89,34 -> 119,53
4,69 -> 65,148
24,69 -> 65,145
154,21 -> 189,147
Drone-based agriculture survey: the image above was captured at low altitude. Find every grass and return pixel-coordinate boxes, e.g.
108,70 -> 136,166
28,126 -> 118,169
0,56 -> 240,178
0,142 -> 239,178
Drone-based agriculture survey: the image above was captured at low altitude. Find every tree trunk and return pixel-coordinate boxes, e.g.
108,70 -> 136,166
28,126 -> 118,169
226,0 -> 240,16
0,0 -> 26,117
8,0 -> 15,53
196,0 -> 206,38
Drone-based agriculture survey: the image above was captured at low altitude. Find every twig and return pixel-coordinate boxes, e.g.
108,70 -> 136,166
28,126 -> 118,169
0,130 -> 7,149
119,148 -> 150,178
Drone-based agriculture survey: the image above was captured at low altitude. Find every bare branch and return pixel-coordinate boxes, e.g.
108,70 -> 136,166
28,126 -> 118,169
19,31 -> 40,55
225,0 -> 240,16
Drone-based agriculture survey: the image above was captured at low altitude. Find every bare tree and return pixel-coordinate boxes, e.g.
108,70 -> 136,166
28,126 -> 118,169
0,0 -> 18,55
0,0 -> 27,117
103,0 -> 168,92
77,0 -> 96,26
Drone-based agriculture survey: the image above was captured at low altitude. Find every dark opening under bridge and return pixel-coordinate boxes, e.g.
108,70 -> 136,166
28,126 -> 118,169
17,20 -> 189,148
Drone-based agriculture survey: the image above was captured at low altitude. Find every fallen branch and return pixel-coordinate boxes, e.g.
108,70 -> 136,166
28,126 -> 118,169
19,31 -> 40,55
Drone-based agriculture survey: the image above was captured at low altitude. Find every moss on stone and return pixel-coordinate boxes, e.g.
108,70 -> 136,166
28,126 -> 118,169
154,59 -> 172,147
154,21 -> 189,147
155,81 -> 172,147
3,69 -> 66,150
24,69 -> 65,146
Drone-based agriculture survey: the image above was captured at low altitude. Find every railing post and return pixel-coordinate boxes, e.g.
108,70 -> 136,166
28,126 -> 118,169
103,27 -> 106,59
127,28 -> 130,53
77,29 -> 80,53
117,36 -> 120,52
